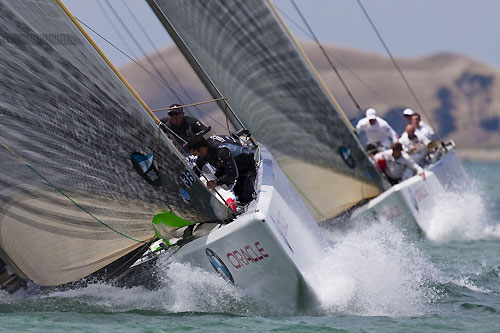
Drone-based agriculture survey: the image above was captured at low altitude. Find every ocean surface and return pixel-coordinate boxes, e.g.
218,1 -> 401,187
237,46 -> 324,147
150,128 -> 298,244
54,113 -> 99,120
1,161 -> 500,332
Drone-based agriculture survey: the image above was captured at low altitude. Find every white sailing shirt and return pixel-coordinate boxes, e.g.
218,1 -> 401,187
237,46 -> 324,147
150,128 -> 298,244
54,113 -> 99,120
399,131 -> 430,165
375,149 -> 423,180
415,121 -> 435,141
356,117 -> 398,149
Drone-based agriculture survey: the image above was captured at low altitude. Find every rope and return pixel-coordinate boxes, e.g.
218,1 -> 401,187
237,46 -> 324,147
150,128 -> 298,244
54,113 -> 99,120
76,18 -> 237,134
158,121 -> 187,144
0,140 -> 148,244
356,0 -> 441,140
151,97 -> 226,113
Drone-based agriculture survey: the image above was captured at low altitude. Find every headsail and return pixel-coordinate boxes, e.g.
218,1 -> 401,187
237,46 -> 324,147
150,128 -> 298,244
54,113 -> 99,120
149,0 -> 386,221
0,0 -> 228,286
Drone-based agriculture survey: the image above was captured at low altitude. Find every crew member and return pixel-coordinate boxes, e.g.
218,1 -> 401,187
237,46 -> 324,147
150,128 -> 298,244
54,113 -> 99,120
185,135 -> 256,204
399,124 -> 430,166
356,108 -> 398,151
410,112 -> 436,141
375,142 -> 425,185
160,103 -> 207,146
402,108 -> 415,124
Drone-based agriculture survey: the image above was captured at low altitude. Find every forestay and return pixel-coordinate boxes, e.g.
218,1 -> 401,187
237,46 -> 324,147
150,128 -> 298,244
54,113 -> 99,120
149,0 -> 386,221
0,0 -> 228,286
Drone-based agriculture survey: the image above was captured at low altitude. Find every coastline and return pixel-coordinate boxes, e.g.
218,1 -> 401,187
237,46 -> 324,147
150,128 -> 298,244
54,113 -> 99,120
456,148 -> 500,162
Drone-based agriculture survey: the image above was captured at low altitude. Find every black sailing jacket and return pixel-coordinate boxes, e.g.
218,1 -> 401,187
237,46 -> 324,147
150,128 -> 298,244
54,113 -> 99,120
195,135 -> 254,186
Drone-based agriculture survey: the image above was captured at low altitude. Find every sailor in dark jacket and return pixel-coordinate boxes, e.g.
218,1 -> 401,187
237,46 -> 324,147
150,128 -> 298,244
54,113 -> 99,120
185,135 -> 256,204
160,103 -> 207,146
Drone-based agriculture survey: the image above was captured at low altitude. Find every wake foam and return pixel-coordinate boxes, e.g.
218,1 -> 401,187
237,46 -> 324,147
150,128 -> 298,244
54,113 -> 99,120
421,179 -> 500,242
16,256 -> 278,316
309,223 -> 441,316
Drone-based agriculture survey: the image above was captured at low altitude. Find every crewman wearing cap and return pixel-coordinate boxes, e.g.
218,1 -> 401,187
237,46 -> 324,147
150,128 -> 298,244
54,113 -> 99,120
402,108 -> 435,140
402,108 -> 415,124
160,103 -> 208,146
356,108 -> 398,151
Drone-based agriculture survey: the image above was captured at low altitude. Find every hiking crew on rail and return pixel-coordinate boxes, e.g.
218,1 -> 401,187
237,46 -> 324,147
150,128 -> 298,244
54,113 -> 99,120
185,135 -> 256,205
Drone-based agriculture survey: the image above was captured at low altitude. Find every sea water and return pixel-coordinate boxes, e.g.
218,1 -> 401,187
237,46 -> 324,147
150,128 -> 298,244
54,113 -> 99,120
1,161 -> 500,332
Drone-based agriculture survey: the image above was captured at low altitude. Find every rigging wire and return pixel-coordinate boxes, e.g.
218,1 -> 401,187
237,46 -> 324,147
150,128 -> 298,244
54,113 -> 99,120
147,0 -> 247,133
74,12 -> 239,211
75,18 -> 234,133
289,0 -> 363,115
103,0 -> 173,98
96,0 -> 139,60
356,0 -> 440,136
275,5 -> 393,113
120,0 -> 205,120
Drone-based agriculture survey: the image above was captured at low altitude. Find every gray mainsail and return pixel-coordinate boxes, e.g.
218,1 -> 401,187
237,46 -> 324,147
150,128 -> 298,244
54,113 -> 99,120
0,0 -> 228,286
149,0 -> 386,221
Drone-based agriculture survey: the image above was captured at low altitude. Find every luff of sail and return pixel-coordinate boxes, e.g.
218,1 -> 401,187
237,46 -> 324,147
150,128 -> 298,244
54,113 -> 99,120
0,0 -> 228,286
149,0 -> 386,221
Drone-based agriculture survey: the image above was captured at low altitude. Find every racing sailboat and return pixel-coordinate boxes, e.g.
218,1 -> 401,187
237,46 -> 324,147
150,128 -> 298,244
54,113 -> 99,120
0,0 -> 332,309
147,0 -> 469,237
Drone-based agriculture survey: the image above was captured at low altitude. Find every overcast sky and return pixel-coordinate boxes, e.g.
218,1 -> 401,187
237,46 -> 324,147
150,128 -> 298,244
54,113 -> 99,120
63,0 -> 500,70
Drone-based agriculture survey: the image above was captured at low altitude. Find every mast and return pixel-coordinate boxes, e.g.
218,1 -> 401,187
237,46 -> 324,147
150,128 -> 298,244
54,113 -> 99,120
147,0 -> 247,132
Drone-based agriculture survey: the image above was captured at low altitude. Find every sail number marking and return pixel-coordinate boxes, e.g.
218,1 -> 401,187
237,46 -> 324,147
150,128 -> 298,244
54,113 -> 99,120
180,170 -> 195,187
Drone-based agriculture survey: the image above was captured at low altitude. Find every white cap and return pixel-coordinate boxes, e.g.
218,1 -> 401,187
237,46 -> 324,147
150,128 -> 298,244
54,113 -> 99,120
403,108 -> 414,116
366,108 -> 377,120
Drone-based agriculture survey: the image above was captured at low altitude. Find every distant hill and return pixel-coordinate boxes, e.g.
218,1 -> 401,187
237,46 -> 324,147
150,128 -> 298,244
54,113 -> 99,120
120,42 -> 500,159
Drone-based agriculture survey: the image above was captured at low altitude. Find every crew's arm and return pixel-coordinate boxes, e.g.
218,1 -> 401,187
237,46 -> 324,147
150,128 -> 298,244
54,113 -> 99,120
406,157 -> 425,179
387,125 -> 398,143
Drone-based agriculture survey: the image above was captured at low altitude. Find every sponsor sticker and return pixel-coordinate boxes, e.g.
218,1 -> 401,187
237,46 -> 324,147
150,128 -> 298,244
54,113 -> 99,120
179,189 -> 191,202
206,248 -> 234,283
338,147 -> 355,168
130,152 -> 161,186
226,242 -> 269,269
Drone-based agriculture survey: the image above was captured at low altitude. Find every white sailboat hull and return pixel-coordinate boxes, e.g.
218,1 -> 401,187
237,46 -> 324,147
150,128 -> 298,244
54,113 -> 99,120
427,146 -> 469,191
350,147 -> 467,237
161,147 -> 326,310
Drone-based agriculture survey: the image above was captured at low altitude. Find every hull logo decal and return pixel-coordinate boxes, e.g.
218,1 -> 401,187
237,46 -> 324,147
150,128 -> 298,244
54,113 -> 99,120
206,248 -> 234,284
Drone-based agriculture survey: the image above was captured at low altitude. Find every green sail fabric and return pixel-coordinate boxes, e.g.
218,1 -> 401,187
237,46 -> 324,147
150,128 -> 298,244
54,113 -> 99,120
150,0 -> 386,221
0,0 -> 228,286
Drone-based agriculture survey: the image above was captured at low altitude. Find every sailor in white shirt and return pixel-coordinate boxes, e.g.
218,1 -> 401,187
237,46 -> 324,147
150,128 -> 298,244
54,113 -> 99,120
356,108 -> 398,151
374,142 -> 425,185
403,110 -> 435,141
399,124 -> 430,166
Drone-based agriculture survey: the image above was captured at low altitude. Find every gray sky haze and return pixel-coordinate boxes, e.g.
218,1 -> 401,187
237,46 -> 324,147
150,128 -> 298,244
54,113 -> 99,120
63,0 -> 500,69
